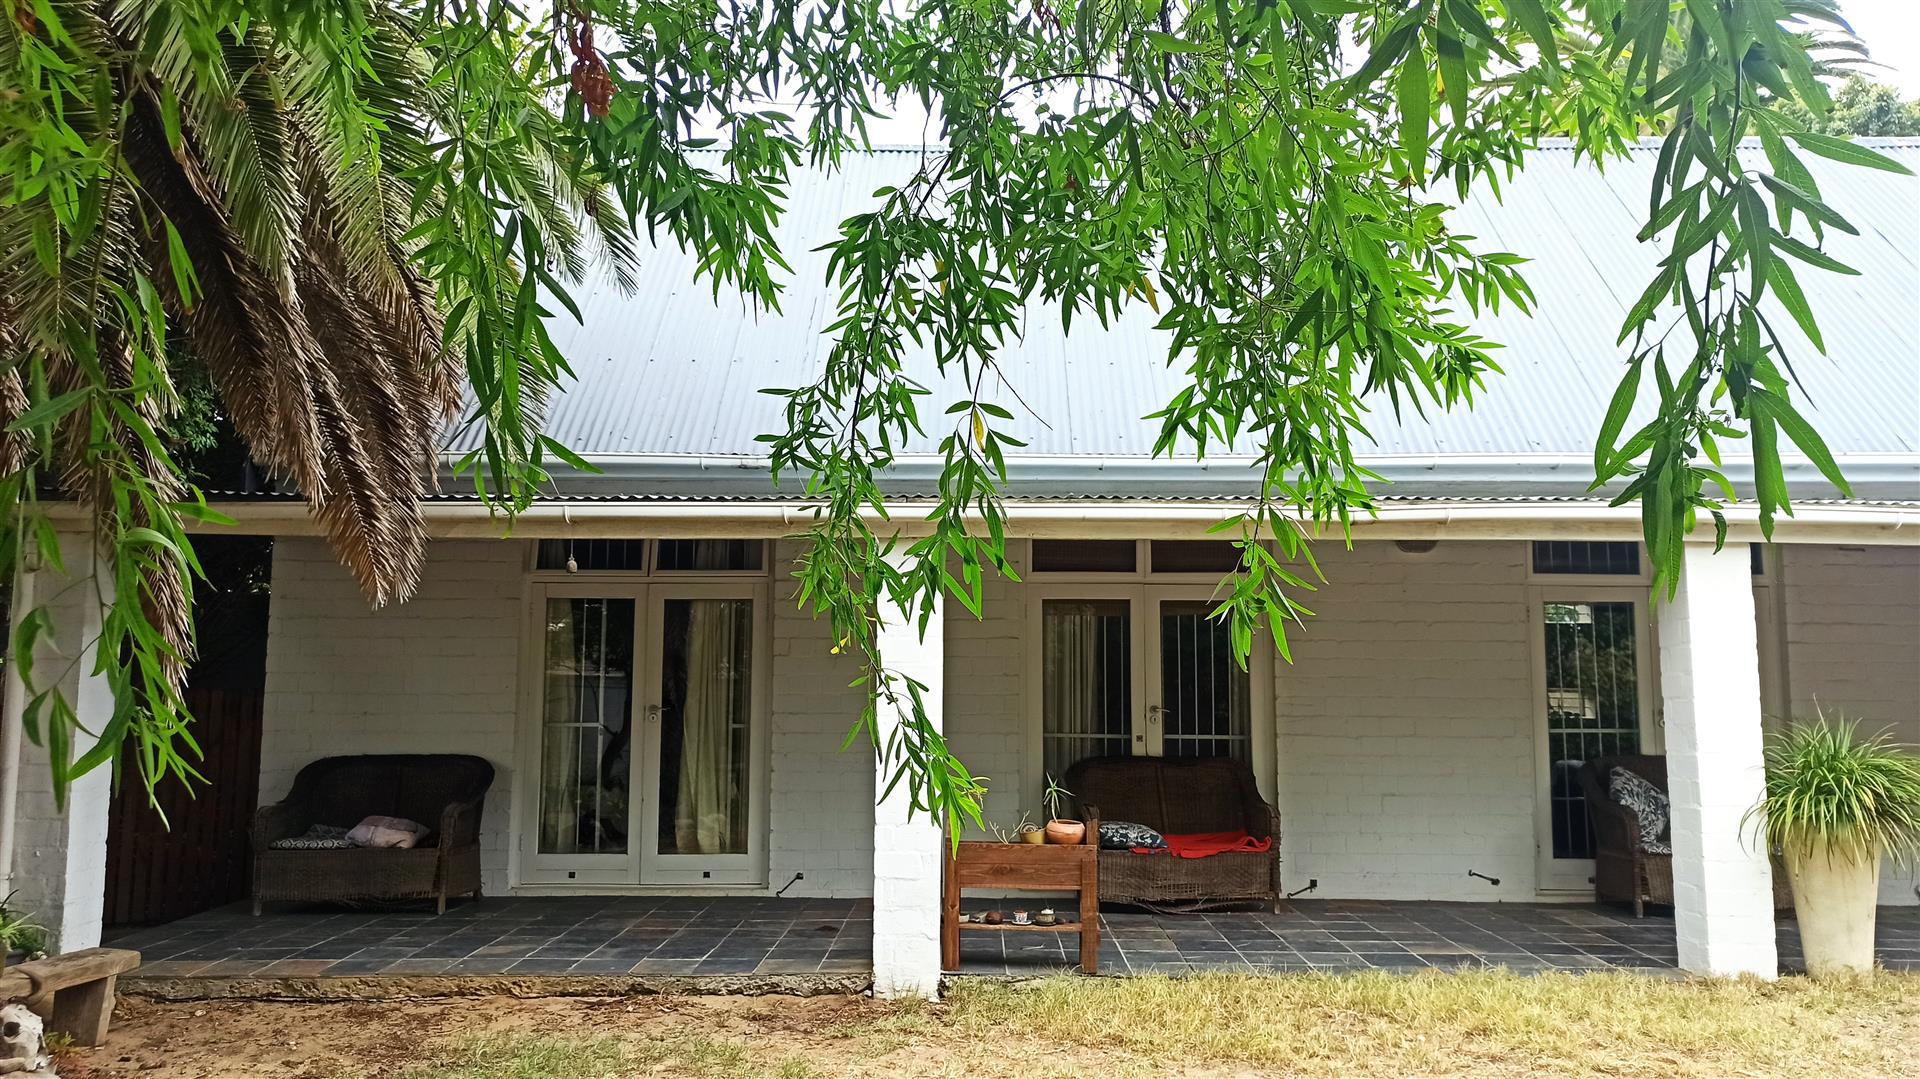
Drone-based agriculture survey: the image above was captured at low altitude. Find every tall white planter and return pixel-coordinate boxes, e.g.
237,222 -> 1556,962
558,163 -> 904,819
1784,847 -> 1880,977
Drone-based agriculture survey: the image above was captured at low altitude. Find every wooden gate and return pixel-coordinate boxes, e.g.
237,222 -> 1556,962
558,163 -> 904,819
103,686 -> 263,927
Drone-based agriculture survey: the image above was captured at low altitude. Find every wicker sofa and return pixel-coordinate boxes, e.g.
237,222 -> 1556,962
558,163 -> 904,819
251,754 -> 494,915
1063,755 -> 1281,912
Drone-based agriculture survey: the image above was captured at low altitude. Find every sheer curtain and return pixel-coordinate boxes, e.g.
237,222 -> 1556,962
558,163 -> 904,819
539,601 -> 580,853
674,600 -> 747,854
1043,602 -> 1122,781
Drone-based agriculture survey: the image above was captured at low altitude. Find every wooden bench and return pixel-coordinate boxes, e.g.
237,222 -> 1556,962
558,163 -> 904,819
0,948 -> 141,1046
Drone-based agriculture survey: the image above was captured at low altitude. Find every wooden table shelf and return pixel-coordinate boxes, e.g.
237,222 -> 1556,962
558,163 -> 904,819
942,839 -> 1098,974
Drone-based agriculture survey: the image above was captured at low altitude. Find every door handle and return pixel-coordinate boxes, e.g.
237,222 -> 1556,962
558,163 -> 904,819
1146,705 -> 1164,726
645,703 -> 661,725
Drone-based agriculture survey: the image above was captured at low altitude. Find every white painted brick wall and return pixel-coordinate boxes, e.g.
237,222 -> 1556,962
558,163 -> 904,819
263,537 -> 875,898
942,556 -> 1029,832
1274,541 -> 1538,900
766,540 -> 874,897
262,538 -> 523,893
1779,544 -> 1920,906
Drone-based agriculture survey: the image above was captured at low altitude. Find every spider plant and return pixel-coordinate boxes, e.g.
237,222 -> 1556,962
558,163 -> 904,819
1043,775 -> 1073,823
1752,713 -> 1920,865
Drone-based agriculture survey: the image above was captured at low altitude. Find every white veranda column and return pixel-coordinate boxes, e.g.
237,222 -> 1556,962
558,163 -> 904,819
870,560 -> 945,999
4,532 -> 116,953
1659,543 -> 1777,978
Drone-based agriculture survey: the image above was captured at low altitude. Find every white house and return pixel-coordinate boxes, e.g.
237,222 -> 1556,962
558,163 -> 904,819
8,141 -> 1918,998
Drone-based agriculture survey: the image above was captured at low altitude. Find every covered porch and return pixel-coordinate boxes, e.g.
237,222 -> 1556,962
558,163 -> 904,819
112,898 -> 1920,990
11,505 -> 1916,1001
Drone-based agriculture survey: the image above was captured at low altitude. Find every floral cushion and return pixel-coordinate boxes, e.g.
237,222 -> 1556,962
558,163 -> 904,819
268,824 -> 353,851
1609,767 -> 1671,855
1098,821 -> 1166,851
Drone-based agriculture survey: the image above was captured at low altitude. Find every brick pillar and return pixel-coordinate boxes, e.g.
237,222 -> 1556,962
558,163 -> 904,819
6,533 -> 116,953
871,567 -> 944,999
1659,543 -> 1777,978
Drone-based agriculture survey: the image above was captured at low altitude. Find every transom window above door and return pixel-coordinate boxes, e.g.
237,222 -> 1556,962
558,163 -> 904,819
1030,539 -> 1246,577
534,539 -> 766,574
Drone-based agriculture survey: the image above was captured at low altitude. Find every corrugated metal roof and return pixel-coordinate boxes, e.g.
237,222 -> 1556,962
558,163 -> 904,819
445,139 -> 1919,501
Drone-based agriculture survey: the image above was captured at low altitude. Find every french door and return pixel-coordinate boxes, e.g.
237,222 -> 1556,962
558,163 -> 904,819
1031,585 -> 1273,799
1529,591 -> 1660,892
521,582 -> 768,886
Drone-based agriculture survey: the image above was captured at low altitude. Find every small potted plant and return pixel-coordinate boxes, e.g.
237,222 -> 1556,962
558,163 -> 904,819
1751,713 -> 1920,976
0,894 -> 46,973
1042,775 -> 1085,845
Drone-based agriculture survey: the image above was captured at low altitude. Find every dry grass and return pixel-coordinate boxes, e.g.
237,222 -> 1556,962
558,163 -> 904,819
931,970 -> 1920,1077
79,970 -> 1920,1079
383,1033 -> 825,1079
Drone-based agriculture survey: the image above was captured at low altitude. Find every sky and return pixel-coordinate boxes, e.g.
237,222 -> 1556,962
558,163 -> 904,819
1840,0 -> 1920,96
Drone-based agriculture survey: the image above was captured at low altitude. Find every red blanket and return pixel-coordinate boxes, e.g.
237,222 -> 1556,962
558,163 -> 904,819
1132,831 -> 1272,859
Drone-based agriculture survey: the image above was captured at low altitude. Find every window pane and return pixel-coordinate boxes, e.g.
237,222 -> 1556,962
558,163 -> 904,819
538,598 -> 634,854
656,598 -> 754,855
537,540 -> 647,572
1032,540 -> 1136,573
1542,601 -> 1642,859
1150,541 -> 1242,574
1158,601 -> 1250,761
1531,541 -> 1640,576
1041,600 -> 1133,781
656,539 -> 764,572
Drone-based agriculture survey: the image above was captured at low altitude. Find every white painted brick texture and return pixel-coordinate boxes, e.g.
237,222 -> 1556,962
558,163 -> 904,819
1780,544 -> 1920,906
1660,544 -> 1776,978
7,532 -> 114,951
263,538 -> 522,893
871,560 -> 943,999
1273,541 -> 1537,900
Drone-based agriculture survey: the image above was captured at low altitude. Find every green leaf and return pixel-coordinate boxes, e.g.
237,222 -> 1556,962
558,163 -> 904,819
1787,131 -> 1915,175
1508,0 -> 1561,83
1397,51 -> 1430,186
6,388 -> 92,433
1767,258 -> 1825,353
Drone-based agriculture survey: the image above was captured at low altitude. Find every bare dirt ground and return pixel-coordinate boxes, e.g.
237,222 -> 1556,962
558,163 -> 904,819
58,972 -> 1920,1079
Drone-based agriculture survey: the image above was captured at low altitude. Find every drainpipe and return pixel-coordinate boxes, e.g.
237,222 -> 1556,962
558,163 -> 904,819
0,556 -> 33,896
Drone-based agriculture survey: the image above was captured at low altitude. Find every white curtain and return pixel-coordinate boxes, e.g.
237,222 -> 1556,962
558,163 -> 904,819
674,601 -> 745,854
539,601 -> 582,853
1044,603 -> 1105,780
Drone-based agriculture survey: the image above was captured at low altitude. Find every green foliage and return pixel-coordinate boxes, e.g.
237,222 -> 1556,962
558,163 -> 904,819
0,891 -> 46,957
0,0 -> 1907,832
1752,711 -> 1920,866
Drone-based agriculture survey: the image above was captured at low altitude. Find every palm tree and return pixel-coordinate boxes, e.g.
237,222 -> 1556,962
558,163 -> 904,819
0,1 -> 632,796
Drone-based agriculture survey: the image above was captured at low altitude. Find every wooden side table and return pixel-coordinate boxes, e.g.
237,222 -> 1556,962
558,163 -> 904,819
941,840 -> 1099,974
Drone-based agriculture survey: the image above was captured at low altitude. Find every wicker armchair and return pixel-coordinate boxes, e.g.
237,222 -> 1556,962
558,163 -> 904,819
252,754 -> 494,915
1063,755 -> 1281,912
1578,755 -> 1673,917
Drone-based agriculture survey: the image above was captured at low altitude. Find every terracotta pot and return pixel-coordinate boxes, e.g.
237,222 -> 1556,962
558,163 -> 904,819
1045,820 -> 1086,845
1786,844 -> 1881,977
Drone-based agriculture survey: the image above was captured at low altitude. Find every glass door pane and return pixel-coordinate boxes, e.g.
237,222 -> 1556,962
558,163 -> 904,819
1156,600 -> 1251,760
1040,599 -> 1135,780
1541,600 -> 1643,861
537,597 -> 636,859
654,598 -> 754,857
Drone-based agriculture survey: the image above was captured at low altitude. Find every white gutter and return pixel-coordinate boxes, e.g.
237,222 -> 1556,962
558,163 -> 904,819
124,497 -> 1920,545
